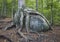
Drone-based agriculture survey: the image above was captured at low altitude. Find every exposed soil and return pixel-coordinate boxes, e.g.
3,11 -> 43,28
0,18 -> 60,42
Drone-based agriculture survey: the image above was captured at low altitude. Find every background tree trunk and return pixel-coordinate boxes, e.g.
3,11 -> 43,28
36,0 -> 38,11
1,0 -> 7,17
12,0 -> 16,20
50,0 -> 53,26
41,0 -> 43,13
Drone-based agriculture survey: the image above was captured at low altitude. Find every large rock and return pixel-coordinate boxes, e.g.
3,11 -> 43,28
13,8 -> 51,32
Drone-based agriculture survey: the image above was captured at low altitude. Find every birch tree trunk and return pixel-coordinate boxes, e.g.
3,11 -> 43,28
18,0 -> 25,8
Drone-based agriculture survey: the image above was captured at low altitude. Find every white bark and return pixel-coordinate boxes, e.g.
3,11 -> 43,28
18,0 -> 25,8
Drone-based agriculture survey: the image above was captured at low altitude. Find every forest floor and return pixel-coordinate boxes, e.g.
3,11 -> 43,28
0,18 -> 60,42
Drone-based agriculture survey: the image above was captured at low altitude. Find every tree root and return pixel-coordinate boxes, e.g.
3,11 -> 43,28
3,23 -> 15,31
0,35 -> 12,42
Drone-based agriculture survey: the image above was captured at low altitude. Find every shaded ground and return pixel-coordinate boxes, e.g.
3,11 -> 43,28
0,18 -> 60,42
